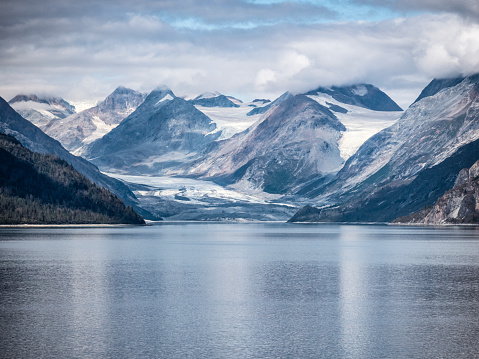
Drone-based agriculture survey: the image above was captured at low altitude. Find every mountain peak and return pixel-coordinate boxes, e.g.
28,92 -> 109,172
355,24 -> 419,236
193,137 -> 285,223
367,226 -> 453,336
190,92 -> 239,108
307,83 -> 402,111
246,91 -> 294,116
152,84 -> 174,94
111,86 -> 136,95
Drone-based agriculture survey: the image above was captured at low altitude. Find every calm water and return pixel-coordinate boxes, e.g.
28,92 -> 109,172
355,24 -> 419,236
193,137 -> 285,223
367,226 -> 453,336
1,223 -> 479,358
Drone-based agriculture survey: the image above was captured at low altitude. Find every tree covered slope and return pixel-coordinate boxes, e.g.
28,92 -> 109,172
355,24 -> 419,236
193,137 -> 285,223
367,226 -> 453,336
0,133 -> 145,225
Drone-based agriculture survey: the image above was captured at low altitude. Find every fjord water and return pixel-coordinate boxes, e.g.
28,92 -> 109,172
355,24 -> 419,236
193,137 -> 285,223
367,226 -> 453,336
1,224 -> 479,358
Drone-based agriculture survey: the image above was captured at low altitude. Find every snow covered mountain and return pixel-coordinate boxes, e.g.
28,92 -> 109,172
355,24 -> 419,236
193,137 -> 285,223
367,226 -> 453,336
0,96 -> 140,210
83,86 -> 221,174
180,84 -> 402,195
184,94 -> 347,195
306,83 -> 403,112
298,74 -> 479,222
9,94 -> 76,129
305,85 -> 402,160
44,86 -> 146,153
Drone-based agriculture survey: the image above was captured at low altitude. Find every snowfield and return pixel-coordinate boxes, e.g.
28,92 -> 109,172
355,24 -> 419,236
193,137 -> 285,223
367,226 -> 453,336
195,103 -> 264,140
105,172 -> 297,221
307,93 -> 402,160
106,173 -> 285,205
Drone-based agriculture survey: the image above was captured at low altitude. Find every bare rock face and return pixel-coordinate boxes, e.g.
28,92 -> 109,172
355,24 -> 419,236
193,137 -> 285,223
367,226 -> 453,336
394,159 -> 479,224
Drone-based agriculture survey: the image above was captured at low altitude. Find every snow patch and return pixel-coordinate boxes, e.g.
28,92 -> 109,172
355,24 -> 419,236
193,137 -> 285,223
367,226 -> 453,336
155,93 -> 174,105
82,116 -> 119,145
352,85 -> 368,96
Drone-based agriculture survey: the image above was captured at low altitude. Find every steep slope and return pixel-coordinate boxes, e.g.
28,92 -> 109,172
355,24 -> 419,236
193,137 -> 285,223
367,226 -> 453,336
296,74 -> 479,222
0,133 -> 144,225
44,86 -> 146,153
9,94 -> 75,129
0,96 -> 138,207
83,86 -> 220,174
394,158 -> 479,224
186,95 -> 346,194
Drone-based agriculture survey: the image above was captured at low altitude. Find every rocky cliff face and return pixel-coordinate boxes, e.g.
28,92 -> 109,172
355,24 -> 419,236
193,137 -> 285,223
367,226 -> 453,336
395,160 -> 479,224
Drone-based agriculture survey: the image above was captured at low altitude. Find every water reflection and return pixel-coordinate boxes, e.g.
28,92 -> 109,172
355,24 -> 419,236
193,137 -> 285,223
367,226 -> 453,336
2,224 -> 479,358
338,226 -> 372,359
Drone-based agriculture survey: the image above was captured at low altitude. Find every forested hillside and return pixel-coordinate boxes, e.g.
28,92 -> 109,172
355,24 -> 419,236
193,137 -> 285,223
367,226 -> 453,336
0,133 -> 145,224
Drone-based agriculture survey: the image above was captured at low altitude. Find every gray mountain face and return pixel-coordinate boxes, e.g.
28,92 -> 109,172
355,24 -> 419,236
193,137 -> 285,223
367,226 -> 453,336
246,91 -> 293,116
394,158 -> 479,224
186,94 -> 346,194
306,84 -> 403,111
412,77 -> 466,104
190,93 -> 239,108
9,94 -> 76,129
83,87 -> 220,174
296,74 -> 479,222
0,96 -> 138,207
44,86 -> 146,153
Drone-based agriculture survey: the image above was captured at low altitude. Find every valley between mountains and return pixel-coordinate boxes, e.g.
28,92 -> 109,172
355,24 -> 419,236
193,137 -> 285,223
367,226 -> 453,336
3,75 -> 479,224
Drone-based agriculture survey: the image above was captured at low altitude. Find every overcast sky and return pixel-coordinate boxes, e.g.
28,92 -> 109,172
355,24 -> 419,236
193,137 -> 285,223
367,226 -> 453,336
1,0 -> 479,109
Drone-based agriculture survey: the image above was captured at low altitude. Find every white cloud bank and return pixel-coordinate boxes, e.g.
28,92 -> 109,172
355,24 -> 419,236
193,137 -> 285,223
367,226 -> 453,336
1,1 -> 479,109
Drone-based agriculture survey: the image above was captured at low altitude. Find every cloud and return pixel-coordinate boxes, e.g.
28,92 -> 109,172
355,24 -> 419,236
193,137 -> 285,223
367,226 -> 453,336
0,0 -> 336,29
352,0 -> 479,21
1,1 -> 479,110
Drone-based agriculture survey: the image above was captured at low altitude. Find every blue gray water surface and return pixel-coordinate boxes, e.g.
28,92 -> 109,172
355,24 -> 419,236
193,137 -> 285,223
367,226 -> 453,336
1,223 -> 479,358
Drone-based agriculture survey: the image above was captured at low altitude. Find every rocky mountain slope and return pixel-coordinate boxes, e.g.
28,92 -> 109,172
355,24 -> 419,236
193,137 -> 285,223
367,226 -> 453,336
0,133 -> 144,225
185,94 -> 346,194
44,86 -> 146,153
394,159 -> 479,224
83,86 -> 221,174
9,94 -> 76,129
294,74 -> 479,222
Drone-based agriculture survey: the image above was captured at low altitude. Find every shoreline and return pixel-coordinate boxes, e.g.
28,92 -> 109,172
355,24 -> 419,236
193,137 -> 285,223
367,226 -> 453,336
0,223 -> 146,228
